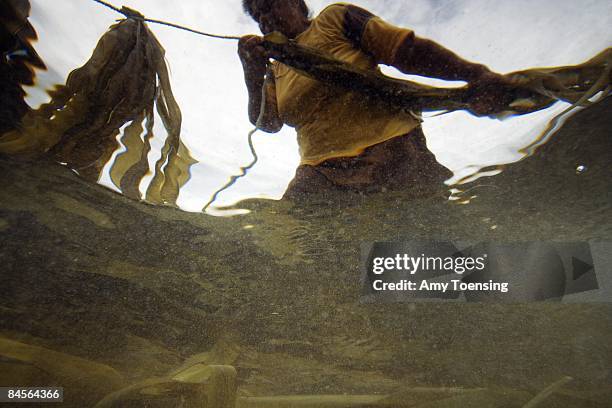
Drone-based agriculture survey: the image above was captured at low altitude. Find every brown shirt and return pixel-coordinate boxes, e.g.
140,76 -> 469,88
272,3 -> 419,166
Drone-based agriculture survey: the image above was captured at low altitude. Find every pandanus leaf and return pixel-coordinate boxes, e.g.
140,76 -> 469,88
0,15 -> 196,206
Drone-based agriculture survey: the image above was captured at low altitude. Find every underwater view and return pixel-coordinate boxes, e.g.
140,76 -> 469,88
1,0 -> 611,406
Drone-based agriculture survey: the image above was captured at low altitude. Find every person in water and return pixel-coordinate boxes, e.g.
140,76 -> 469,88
238,0 -> 512,198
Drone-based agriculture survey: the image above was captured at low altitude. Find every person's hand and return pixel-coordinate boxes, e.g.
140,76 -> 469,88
238,35 -> 268,78
466,71 -> 518,116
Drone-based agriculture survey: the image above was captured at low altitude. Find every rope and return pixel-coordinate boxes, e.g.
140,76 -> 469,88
140,17 -> 241,40
91,0 -> 121,14
201,128 -> 259,212
90,0 -> 241,40
202,66 -> 272,211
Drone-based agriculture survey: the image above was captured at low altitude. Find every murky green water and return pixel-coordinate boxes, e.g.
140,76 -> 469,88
1,97 -> 610,406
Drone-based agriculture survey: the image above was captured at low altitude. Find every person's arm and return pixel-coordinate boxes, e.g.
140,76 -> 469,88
342,5 -> 498,82
238,35 -> 283,132
393,36 -> 518,115
342,5 -> 515,114
392,35 -> 489,82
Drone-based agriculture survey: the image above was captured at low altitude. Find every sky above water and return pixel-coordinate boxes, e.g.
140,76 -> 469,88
25,0 -> 612,213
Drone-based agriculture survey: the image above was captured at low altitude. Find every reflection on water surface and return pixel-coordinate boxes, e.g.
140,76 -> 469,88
1,0 -> 609,211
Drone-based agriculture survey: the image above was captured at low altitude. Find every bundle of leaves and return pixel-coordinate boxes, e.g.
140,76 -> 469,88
0,10 -> 195,205
262,32 -> 611,117
0,0 -> 45,134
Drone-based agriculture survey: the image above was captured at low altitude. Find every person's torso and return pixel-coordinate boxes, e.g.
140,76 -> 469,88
273,3 -> 420,165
